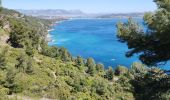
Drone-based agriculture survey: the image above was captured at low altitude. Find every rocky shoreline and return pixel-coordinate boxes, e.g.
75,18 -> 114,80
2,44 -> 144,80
46,19 -> 68,43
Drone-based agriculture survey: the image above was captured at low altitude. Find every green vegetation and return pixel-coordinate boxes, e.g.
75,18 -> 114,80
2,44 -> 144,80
0,0 -> 169,99
116,0 -> 170,99
86,58 -> 96,76
105,67 -> 114,80
118,0 -> 170,65
117,0 -> 170,66
0,45 -> 136,99
0,7 -> 135,100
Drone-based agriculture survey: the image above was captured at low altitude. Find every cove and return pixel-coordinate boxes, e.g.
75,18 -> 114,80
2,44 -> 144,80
48,18 -> 169,69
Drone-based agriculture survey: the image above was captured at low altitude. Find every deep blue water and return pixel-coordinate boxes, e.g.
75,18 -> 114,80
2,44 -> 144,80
48,18 -> 169,69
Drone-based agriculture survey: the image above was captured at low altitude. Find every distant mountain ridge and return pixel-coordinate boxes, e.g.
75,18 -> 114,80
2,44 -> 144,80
16,9 -> 145,19
97,13 -> 145,18
16,9 -> 86,18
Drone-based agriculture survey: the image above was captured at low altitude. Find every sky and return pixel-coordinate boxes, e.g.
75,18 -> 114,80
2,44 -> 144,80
3,0 -> 157,13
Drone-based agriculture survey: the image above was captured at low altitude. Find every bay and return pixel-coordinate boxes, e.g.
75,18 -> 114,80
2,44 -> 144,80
48,18 -> 169,69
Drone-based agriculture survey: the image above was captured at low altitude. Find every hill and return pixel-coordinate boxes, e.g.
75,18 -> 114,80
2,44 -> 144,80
16,9 -> 145,19
0,8 -> 170,100
17,9 -> 86,19
97,13 -> 144,18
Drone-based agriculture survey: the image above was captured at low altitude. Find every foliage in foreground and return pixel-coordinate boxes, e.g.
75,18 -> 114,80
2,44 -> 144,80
117,0 -> 170,66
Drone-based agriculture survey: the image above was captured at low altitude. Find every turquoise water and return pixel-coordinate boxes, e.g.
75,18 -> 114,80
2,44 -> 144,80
48,18 -> 169,69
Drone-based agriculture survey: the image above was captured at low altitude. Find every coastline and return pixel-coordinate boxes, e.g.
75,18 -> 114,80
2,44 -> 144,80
46,17 -> 142,43
46,31 -> 53,42
46,19 -> 68,43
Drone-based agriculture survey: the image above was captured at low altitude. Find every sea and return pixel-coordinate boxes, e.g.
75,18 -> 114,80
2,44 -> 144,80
48,18 -> 169,70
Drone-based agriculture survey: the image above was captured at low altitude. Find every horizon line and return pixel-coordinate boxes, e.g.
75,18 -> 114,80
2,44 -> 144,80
15,8 -> 154,14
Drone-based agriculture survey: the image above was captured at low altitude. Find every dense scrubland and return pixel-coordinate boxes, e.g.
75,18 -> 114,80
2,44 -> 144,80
0,0 -> 170,99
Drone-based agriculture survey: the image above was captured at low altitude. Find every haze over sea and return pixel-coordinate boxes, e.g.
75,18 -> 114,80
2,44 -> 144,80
48,18 -> 169,69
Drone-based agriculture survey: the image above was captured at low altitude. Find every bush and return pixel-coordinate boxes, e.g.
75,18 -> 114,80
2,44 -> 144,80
0,47 -> 8,70
59,47 -> 72,62
96,63 -> 104,72
25,43 -> 35,57
75,56 -> 84,67
132,67 -> 170,100
105,67 -> 114,81
131,62 -> 147,75
15,53 -> 27,72
0,86 -> 9,95
115,66 -> 128,76
91,80 -> 107,96
41,45 -> 59,58
4,69 -> 23,94
8,22 -> 28,48
86,58 -> 96,76
25,58 -> 34,75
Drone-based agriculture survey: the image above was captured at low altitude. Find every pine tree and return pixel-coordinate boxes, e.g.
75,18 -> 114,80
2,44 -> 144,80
59,48 -> 71,62
114,66 -> 128,76
96,63 -> 104,72
117,0 -> 170,66
0,47 -> 8,70
0,53 -> 6,70
86,58 -> 96,76
15,54 -> 27,72
75,56 -> 84,67
25,43 -> 35,57
5,69 -> 16,95
106,67 -> 114,81
25,58 -> 34,75
9,23 -> 27,48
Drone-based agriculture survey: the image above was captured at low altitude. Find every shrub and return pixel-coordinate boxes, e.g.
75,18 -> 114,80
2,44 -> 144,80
91,80 -> 107,96
105,67 -> 114,81
115,66 -> 128,76
0,47 -> 8,70
15,53 -> 27,72
4,69 -> 22,94
96,63 -> 104,72
131,62 -> 147,75
75,56 -> 84,67
86,58 -> 96,76
41,45 -> 59,58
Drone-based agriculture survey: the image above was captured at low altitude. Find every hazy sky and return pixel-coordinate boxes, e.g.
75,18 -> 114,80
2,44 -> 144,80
3,0 -> 157,13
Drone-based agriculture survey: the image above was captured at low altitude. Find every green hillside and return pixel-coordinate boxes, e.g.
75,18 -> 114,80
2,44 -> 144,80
0,8 -> 170,100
